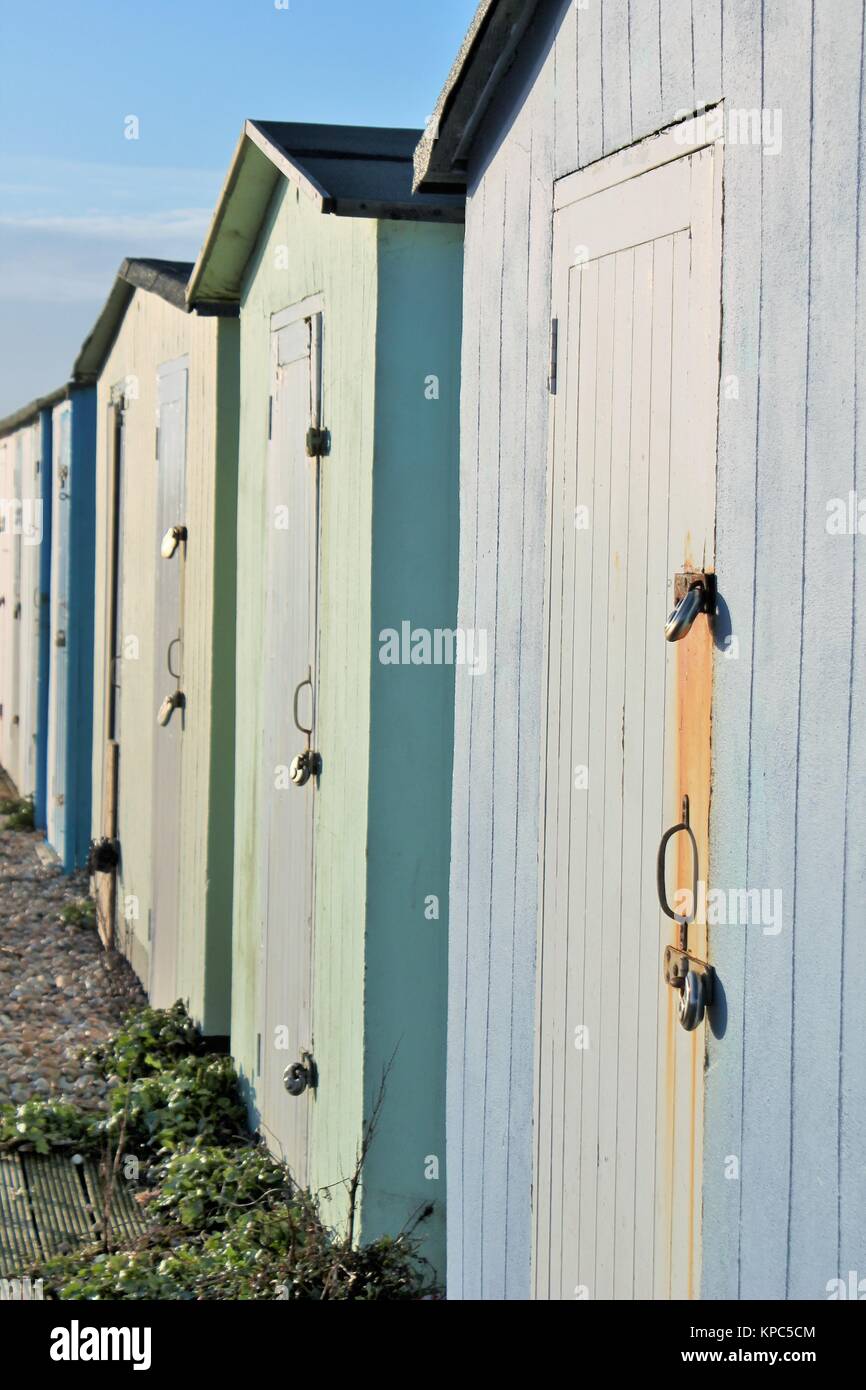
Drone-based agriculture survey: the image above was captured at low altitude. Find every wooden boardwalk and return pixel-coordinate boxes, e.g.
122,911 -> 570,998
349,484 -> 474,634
0,1151 -> 148,1281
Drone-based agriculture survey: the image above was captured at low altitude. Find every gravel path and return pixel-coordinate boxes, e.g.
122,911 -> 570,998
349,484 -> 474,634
0,821 -> 145,1112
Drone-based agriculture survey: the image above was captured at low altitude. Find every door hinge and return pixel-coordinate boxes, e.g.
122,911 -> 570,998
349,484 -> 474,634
256,1032 -> 262,1075
548,318 -> 558,395
155,425 -> 160,459
268,396 -> 273,440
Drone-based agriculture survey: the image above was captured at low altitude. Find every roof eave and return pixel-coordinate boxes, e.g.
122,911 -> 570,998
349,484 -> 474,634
413,0 -> 543,193
72,277 -> 135,385
0,385 -> 69,441
187,121 -> 335,307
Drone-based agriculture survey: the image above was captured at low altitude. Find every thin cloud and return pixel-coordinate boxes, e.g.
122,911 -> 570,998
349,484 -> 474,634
0,209 -> 212,240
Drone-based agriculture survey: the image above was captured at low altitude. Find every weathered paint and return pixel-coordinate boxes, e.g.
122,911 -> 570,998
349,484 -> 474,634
439,0 -> 866,1300
46,387 -> 96,871
91,286 -> 238,1034
533,135 -> 720,1301
226,171 -> 462,1275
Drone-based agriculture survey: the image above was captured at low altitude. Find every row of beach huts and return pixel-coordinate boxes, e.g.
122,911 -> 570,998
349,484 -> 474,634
2,0 -> 865,1300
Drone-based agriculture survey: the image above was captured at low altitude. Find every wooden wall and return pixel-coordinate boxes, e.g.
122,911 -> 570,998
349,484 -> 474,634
450,0 -> 866,1300
92,291 -> 234,1033
232,178 -> 378,1220
0,418 -> 44,799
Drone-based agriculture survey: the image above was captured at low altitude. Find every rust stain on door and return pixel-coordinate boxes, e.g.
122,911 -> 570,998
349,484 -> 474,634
673,568 -> 714,1299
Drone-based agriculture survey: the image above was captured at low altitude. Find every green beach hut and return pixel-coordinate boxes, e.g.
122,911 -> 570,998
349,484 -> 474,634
188,121 -> 464,1271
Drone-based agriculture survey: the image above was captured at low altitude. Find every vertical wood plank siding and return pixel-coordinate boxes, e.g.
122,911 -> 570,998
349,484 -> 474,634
232,181 -> 377,1218
92,293 -> 233,1032
450,0 -> 866,1299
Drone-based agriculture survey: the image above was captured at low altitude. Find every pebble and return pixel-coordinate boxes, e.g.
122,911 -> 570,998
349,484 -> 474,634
0,822 -> 145,1114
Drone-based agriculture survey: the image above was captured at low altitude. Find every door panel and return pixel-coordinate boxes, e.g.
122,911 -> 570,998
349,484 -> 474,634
259,310 -> 320,1179
534,143 -> 722,1300
0,442 -> 12,776
48,403 -> 72,859
150,359 -> 188,1006
20,424 -> 43,797
96,397 -> 126,950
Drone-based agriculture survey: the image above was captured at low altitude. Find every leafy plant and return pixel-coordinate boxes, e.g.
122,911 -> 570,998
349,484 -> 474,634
39,1203 -> 433,1301
0,795 -> 35,829
60,898 -> 97,929
15,1003 -> 439,1300
101,1054 -> 247,1158
0,1099 -> 97,1155
146,1144 -> 292,1230
82,1000 -> 203,1081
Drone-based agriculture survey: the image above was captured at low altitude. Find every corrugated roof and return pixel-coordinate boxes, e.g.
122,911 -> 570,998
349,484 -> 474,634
0,385 -> 68,442
413,0 -> 544,193
188,120 -> 466,305
71,257 -> 236,385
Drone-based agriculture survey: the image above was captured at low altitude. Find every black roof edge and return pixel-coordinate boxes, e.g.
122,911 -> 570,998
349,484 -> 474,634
72,257 -> 237,385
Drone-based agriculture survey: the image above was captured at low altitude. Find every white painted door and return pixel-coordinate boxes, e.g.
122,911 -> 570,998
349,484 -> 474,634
534,134 -> 722,1301
47,403 -> 72,859
259,306 -> 322,1178
0,441 -> 13,777
17,425 -> 40,797
150,359 -> 188,1007
96,396 -> 126,950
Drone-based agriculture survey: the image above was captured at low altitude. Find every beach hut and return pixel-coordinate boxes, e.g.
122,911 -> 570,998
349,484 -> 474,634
415,0 -> 866,1300
44,385 -> 97,871
188,121 -> 464,1271
0,390 -> 59,811
73,258 -> 239,1040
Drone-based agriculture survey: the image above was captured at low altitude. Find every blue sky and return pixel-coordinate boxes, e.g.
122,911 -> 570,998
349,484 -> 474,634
0,0 -> 477,416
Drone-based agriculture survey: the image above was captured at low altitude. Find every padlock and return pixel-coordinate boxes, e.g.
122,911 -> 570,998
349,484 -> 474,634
665,584 -> 704,641
160,524 -> 187,560
283,1051 -> 316,1096
290,749 -> 321,787
283,1061 -> 310,1096
664,570 -> 717,642
678,970 -> 705,1031
157,690 -> 183,726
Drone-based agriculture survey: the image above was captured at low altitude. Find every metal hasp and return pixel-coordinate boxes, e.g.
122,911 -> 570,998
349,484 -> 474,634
283,1050 -> 317,1097
657,794 -> 715,1031
665,569 -> 717,642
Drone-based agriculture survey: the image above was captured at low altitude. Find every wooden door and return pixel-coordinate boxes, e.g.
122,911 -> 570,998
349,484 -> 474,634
259,305 -> 321,1179
150,358 -> 188,1007
0,441 -> 12,777
19,424 -> 42,796
95,395 -> 126,950
47,403 -> 72,860
534,135 -> 722,1300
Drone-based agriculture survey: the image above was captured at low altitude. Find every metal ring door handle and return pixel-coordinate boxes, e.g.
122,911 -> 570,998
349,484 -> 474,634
293,669 -> 313,738
167,636 -> 182,680
657,796 -> 699,925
